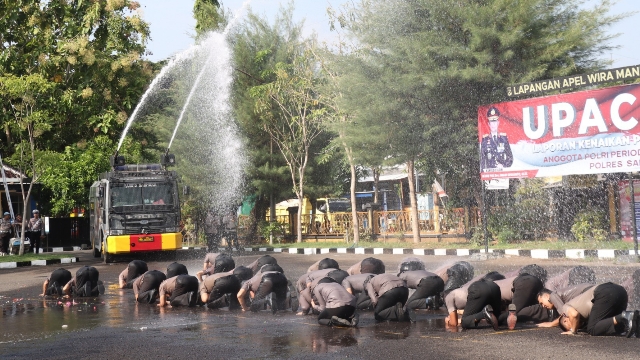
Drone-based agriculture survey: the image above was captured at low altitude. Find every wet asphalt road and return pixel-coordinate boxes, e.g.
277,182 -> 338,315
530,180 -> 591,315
2,251 -> 640,359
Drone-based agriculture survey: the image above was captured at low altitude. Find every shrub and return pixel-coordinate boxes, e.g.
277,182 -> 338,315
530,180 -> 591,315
571,208 -> 608,242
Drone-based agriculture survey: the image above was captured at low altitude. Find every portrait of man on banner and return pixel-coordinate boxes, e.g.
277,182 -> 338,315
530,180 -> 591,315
480,106 -> 513,172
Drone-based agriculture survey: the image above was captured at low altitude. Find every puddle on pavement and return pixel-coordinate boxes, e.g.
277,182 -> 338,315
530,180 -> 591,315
1,288 -> 450,351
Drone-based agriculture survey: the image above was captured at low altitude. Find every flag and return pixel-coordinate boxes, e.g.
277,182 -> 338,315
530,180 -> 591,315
433,180 -> 448,199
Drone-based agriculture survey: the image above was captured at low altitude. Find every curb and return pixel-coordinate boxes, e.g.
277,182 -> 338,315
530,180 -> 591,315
41,246 -> 83,253
238,247 -> 640,260
0,257 -> 80,269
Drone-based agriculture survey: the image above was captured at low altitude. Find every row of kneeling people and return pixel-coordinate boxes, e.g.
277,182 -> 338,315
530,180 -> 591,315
40,254 -> 640,337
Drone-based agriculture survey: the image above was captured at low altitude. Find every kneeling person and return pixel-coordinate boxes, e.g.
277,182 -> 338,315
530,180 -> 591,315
42,268 -> 72,296
200,270 -> 242,310
158,274 -> 199,307
119,260 -> 148,289
63,266 -> 104,297
312,277 -> 358,327
133,270 -> 167,304
559,282 -> 638,337
238,269 -> 288,313
365,273 -> 410,322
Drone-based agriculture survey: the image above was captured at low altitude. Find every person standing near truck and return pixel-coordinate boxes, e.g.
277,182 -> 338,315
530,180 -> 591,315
27,209 -> 45,254
0,212 -> 13,255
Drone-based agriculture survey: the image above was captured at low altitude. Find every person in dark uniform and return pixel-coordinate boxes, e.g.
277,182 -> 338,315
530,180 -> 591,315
62,266 -> 104,297
133,270 -> 167,304
41,268 -> 73,296
118,260 -> 148,289
558,282 -> 638,337
365,273 -> 410,322
480,107 -> 513,172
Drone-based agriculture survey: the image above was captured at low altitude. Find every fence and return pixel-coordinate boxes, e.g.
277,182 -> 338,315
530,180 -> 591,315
263,208 -> 469,237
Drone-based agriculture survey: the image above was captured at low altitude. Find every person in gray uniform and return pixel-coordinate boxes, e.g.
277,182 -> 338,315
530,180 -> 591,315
118,260 -> 148,289
545,266 -> 596,292
237,268 -> 288,313
197,253 -> 235,281
346,257 -> 385,275
341,273 -> 375,310
166,262 -> 189,278
445,271 -> 504,329
157,274 -> 199,307
494,272 -> 547,329
199,269 -> 242,310
536,283 -> 597,328
398,269 -> 445,311
133,270 -> 167,304
558,282 -> 638,337
312,277 -> 358,327
365,273 -> 410,322
307,258 -> 340,272
246,255 -> 279,275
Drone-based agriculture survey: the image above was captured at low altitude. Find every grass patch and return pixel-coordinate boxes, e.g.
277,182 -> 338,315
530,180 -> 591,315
0,253 -> 74,263
254,240 -> 637,250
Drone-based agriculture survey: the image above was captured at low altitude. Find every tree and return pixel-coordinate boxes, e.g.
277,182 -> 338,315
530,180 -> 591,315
0,0 -> 155,216
251,43 -> 326,243
329,0 -> 624,239
0,74 -> 54,254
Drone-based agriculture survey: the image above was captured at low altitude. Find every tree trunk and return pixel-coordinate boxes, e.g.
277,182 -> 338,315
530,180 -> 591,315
296,170 -> 305,243
373,168 -> 380,204
407,160 -> 420,243
349,158 -> 360,244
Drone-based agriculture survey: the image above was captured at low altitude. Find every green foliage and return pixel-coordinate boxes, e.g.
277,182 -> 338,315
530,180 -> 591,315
0,0 -> 155,215
258,220 -> 287,243
330,0 -> 624,207
571,207 -> 609,242
193,0 -> 223,37
487,179 -> 551,241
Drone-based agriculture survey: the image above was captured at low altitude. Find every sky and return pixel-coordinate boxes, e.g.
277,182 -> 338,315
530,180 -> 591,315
137,0 -> 640,68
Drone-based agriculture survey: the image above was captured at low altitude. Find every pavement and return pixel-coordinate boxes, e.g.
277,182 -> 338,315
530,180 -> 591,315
1,251 -> 640,359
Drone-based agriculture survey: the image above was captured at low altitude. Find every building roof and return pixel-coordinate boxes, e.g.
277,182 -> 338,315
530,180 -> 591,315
359,164 -> 424,182
1,164 -> 28,183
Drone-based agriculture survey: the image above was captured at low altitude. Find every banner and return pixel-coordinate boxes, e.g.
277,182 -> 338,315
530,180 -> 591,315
478,83 -> 640,180
506,64 -> 640,97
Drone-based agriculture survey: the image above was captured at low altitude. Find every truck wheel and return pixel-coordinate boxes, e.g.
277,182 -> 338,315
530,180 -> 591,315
102,240 -> 112,264
93,247 -> 100,258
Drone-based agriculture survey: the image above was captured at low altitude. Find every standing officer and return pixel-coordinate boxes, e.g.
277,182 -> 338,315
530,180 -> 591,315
27,209 -> 45,254
0,212 -> 13,255
480,107 -> 513,171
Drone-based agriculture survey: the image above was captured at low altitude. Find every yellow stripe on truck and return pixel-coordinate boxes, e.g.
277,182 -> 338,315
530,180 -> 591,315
106,235 -> 131,254
161,232 -> 183,250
